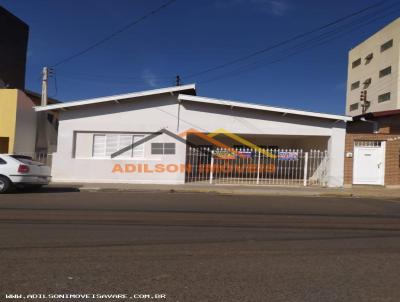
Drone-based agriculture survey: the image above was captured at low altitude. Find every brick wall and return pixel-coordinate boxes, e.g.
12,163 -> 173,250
344,134 -> 400,186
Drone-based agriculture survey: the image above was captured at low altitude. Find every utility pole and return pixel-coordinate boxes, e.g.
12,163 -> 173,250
176,75 -> 181,86
41,67 -> 50,106
37,66 -> 52,154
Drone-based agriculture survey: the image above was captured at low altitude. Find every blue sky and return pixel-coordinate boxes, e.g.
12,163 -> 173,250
2,0 -> 400,114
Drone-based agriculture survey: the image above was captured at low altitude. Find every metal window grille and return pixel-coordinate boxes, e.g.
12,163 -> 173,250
354,141 -> 382,147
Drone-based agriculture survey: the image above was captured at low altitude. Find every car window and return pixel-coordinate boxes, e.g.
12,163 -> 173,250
0,158 -> 6,164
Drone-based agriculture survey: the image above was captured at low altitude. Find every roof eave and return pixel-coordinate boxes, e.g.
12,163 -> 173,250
178,94 -> 352,122
34,84 -> 196,112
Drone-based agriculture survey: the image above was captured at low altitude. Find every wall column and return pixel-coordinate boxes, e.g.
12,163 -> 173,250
327,124 -> 346,187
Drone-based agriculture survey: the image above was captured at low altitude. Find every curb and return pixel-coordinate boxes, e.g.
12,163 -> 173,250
48,184 -> 400,199
77,186 -> 356,198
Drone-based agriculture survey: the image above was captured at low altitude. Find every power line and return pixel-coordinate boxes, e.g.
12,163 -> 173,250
198,4 -> 400,85
56,71 -> 172,80
51,0 -> 178,68
183,0 -> 390,80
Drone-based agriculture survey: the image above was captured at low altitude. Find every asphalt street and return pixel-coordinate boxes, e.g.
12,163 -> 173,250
1,190 -> 400,302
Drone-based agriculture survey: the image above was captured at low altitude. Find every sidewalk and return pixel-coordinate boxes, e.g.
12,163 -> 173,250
49,182 -> 400,199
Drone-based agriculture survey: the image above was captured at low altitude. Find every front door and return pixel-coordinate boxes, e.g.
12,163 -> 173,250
353,141 -> 385,185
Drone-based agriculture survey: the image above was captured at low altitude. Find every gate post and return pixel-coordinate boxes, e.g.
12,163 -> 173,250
256,150 -> 261,184
303,152 -> 309,186
209,150 -> 214,184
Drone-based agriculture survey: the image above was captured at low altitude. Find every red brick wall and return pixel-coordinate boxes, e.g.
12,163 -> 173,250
344,134 -> 400,186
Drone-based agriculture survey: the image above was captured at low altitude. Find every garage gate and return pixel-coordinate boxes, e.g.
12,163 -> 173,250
185,147 -> 328,186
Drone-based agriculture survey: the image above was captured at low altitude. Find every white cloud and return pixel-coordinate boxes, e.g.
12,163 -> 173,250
142,69 -> 158,88
214,0 -> 292,16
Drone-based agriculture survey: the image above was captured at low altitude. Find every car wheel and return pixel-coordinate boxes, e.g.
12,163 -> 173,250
0,176 -> 11,193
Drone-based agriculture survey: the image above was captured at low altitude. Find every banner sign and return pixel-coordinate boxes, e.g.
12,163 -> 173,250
236,150 -> 253,158
214,150 -> 236,160
278,151 -> 299,161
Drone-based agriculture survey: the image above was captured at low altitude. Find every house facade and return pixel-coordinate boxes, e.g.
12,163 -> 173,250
344,110 -> 400,187
0,89 -> 59,156
36,84 -> 350,187
0,89 -> 36,154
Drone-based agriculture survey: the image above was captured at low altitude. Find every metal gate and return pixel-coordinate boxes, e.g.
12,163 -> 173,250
185,147 -> 328,186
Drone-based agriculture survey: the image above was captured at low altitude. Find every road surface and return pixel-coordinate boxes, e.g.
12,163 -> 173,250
1,190 -> 400,302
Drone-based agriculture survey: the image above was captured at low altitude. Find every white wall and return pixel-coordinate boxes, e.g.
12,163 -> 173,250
51,93 -> 346,186
52,95 -> 188,184
326,126 -> 346,187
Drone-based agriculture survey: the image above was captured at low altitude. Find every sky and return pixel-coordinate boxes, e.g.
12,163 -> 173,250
2,0 -> 400,115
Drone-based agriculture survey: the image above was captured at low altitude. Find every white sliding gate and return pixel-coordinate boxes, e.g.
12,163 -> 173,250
185,147 -> 328,186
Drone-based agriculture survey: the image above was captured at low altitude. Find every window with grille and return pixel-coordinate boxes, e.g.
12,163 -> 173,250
349,103 -> 359,111
378,92 -> 391,103
151,143 -> 176,155
355,141 -> 382,147
381,39 -> 393,52
350,81 -> 360,90
92,134 -> 144,158
352,58 -> 361,68
379,66 -> 392,78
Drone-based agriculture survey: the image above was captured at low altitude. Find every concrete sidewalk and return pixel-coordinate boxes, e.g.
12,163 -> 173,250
49,182 -> 400,199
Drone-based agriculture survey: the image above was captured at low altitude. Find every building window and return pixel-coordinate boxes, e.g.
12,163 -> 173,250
92,134 -> 144,158
151,143 -> 176,155
381,39 -> 393,52
349,103 -> 359,111
378,92 -> 391,103
379,66 -> 392,78
352,58 -> 361,68
350,81 -> 360,90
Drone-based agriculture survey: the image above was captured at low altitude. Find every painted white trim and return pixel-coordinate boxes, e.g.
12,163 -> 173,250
34,84 -> 196,112
178,94 -> 352,122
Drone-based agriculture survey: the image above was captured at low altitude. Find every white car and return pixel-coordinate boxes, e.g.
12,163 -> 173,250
0,154 -> 51,193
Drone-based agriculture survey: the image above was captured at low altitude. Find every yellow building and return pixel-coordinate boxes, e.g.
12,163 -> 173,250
0,89 -> 37,154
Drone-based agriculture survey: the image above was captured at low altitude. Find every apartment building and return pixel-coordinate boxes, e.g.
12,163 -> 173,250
0,6 -> 29,89
344,18 -> 400,187
346,17 -> 400,117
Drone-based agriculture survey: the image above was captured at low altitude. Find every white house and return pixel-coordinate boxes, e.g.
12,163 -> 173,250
35,84 -> 351,187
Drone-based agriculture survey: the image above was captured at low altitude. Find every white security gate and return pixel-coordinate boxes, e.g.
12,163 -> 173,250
353,141 -> 385,185
185,147 -> 328,186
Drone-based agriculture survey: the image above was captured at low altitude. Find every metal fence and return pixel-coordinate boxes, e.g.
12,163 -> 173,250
185,147 -> 328,186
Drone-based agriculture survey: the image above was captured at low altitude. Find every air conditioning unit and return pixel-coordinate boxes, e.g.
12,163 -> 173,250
365,53 -> 373,61
363,78 -> 372,85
